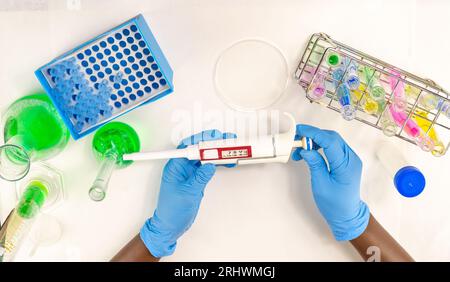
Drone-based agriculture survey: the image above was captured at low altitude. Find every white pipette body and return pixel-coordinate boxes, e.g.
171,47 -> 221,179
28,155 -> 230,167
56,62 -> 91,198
123,113 -> 313,165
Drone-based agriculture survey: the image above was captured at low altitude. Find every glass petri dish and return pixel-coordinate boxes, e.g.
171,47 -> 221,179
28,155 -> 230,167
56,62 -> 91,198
214,39 -> 289,112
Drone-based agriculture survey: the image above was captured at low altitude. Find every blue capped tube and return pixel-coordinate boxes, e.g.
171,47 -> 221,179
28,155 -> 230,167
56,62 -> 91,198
344,58 -> 360,90
337,84 -> 356,121
435,99 -> 450,119
333,57 -> 360,90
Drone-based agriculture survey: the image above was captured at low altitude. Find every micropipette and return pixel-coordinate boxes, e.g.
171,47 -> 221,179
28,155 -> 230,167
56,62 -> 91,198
124,113 -> 313,165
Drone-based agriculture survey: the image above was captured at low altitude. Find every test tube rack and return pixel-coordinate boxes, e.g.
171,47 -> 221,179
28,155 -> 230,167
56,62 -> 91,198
295,33 -> 450,157
35,14 -> 173,139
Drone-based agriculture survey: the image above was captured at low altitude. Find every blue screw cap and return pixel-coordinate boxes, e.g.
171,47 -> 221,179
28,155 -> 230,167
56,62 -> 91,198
393,166 -> 425,198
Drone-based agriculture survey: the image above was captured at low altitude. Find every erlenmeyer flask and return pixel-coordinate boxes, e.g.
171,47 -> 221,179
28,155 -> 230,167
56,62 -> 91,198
89,122 -> 140,201
0,93 -> 70,181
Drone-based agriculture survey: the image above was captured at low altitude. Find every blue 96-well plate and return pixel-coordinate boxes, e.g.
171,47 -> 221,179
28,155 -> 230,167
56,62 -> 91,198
35,14 -> 173,139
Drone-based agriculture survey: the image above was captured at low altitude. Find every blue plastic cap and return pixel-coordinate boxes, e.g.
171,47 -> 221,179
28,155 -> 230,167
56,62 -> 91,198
393,166 -> 426,198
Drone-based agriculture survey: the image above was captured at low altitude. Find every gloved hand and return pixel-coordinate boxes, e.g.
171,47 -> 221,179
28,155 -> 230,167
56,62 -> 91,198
292,124 -> 370,241
140,129 -> 236,258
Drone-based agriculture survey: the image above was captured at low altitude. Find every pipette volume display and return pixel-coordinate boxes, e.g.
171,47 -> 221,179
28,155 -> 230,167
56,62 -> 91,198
124,113 -> 310,165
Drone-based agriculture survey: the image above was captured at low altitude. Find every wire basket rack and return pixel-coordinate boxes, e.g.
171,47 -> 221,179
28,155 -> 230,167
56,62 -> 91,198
295,33 -> 450,157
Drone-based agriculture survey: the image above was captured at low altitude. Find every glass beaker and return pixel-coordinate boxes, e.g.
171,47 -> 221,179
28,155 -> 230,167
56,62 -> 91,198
0,93 -> 70,181
89,122 -> 140,201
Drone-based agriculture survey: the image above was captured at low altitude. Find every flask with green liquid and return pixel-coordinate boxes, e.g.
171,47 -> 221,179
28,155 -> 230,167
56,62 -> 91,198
89,122 -> 140,201
1,93 -> 69,181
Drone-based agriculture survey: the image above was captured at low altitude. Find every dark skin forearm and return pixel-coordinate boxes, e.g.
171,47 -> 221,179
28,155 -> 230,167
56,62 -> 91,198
111,234 -> 160,262
112,214 -> 413,262
350,213 -> 414,262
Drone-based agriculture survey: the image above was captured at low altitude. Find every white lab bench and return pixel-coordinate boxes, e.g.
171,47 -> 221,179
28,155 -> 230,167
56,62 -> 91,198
0,0 -> 449,261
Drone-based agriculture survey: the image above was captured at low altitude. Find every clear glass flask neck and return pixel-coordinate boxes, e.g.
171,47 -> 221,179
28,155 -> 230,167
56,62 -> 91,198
89,150 -> 118,202
0,135 -> 32,181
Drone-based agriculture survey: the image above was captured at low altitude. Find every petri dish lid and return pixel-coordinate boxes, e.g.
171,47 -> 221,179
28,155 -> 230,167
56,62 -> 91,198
214,39 -> 289,112
393,166 -> 426,198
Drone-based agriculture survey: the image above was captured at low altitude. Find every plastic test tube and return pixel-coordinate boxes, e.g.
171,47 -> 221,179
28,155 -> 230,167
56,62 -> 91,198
326,51 -> 341,67
376,143 -> 426,197
380,106 -> 398,137
308,69 -> 327,100
363,66 -> 385,101
331,64 -> 356,121
350,85 -> 382,115
388,104 -> 419,137
419,93 -> 450,119
389,70 -> 407,110
436,99 -> 450,118
388,104 -> 434,152
342,57 -> 360,90
361,95 -> 379,115
419,92 -> 439,111
413,111 -> 446,157
0,181 -> 48,261
336,83 -> 356,121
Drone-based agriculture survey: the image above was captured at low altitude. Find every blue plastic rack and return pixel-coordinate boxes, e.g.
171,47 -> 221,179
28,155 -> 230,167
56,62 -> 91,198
35,14 -> 173,139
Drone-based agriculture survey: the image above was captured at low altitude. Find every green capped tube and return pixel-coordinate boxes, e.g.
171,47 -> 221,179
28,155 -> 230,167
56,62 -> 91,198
0,181 -> 48,261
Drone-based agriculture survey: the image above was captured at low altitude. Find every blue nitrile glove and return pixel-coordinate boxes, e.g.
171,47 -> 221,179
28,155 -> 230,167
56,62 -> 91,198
292,124 -> 370,241
140,129 -> 236,258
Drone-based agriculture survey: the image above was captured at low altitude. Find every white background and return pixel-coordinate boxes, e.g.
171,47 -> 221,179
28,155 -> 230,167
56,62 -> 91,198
0,0 -> 449,261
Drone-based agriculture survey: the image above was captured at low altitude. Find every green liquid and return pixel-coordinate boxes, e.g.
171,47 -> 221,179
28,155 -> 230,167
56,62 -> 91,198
17,180 -> 48,219
3,93 -> 70,160
327,53 -> 340,66
371,85 -> 386,100
92,122 -> 140,168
